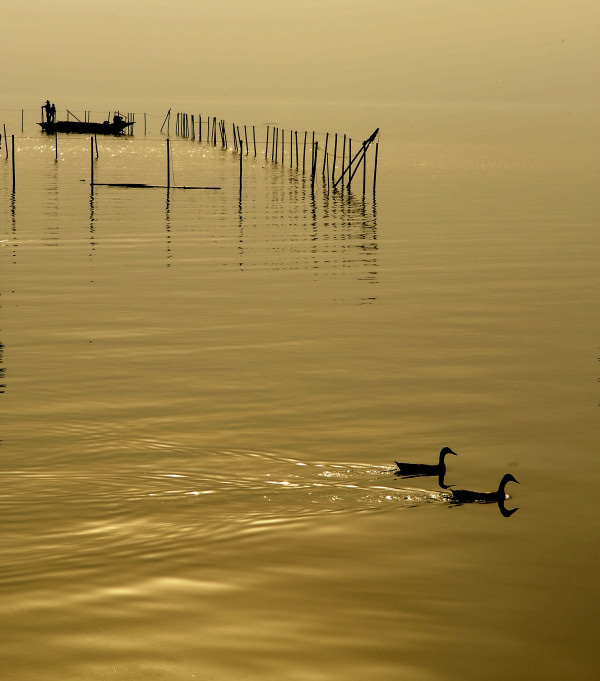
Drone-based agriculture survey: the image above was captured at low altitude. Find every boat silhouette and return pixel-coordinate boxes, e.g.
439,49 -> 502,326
39,118 -> 133,135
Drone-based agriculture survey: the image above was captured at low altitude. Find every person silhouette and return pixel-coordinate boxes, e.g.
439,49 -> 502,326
50,103 -> 56,122
44,100 -> 52,123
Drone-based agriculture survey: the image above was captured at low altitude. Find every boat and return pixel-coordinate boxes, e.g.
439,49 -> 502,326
38,118 -> 134,135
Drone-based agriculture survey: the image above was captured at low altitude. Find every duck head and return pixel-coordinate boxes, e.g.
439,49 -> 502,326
439,447 -> 457,463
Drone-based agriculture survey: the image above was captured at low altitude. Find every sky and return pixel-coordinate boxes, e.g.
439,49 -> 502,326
2,0 -> 598,109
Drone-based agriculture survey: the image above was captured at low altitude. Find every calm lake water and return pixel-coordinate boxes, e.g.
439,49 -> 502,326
1,100 -> 598,680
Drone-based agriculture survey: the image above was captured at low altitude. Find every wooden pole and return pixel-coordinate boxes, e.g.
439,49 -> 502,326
3,125 -> 8,160
341,134 -> 346,191
302,131 -> 307,173
333,130 -> 378,190
332,133 -> 337,184
290,130 -> 293,168
282,128 -> 285,165
160,108 -> 171,134
166,138 -> 171,190
239,141 -> 243,196
362,142 -> 366,195
253,126 -> 256,156
311,142 -> 318,193
295,131 -> 299,169
266,126 -> 269,158
21,110 -> 24,132
94,135 -> 99,159
55,132 -> 58,162
90,136 -> 94,188
348,139 -> 352,190
373,142 -> 378,194
144,113 -> 147,135
11,135 -> 16,190
244,125 -> 248,155
322,133 -> 329,175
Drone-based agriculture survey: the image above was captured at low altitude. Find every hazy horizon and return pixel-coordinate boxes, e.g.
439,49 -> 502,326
2,0 -> 598,109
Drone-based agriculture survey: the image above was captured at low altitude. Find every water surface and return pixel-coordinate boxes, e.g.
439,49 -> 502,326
1,102 -> 598,680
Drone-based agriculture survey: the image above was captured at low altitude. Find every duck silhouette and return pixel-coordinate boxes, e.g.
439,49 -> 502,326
395,446 -> 457,478
450,473 -> 519,504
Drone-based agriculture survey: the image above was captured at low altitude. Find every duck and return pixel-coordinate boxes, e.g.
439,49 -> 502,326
450,473 -> 519,504
395,446 -> 457,477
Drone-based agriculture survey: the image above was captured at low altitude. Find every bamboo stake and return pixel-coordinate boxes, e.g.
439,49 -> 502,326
144,113 -> 147,135
199,116 -> 202,142
55,132 -> 58,162
282,129 -> 285,165
166,138 -> 171,190
341,134 -> 346,191
252,126 -> 256,156
244,125 -> 248,155
160,109 -> 171,134
265,126 -> 269,158
348,139 -> 352,190
295,131 -> 299,169
302,131 -> 307,173
3,125 -> 8,160
94,135 -> 99,160
239,141 -> 243,196
90,137 -> 94,188
290,130 -> 293,168
11,135 -> 16,190
332,133 -> 337,184
373,142 -> 378,194
362,143 -> 366,195
311,142 -> 318,193
322,133 -> 329,175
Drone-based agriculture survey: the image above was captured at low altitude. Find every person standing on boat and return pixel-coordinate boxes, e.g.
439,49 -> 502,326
43,100 -> 52,123
50,103 -> 56,122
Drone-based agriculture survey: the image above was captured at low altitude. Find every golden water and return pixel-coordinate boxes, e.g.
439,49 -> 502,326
1,102 -> 598,680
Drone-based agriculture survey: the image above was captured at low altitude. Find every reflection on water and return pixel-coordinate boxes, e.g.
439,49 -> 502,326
0,448 -> 449,599
7,136 -> 378,294
1,104 -> 598,681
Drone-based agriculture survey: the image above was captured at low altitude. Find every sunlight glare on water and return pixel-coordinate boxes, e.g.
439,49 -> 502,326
0,100 -> 598,681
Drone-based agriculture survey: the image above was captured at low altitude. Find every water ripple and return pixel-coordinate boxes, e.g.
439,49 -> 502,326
0,449 -> 446,591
